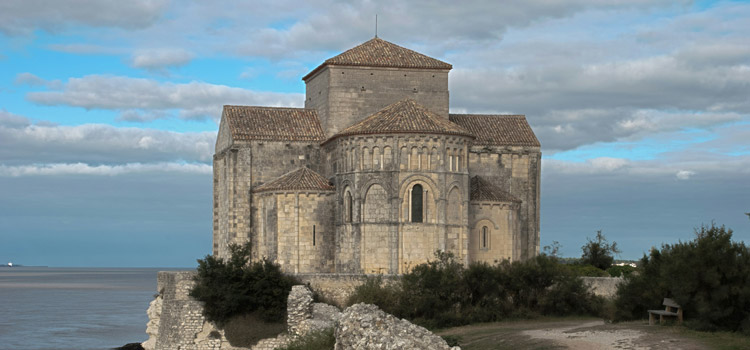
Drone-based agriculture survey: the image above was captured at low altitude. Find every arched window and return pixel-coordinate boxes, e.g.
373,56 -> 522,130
344,190 -> 353,223
411,184 -> 423,223
481,226 -> 489,249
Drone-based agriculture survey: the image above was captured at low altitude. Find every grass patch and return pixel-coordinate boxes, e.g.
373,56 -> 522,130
276,328 -> 335,350
656,325 -> 750,350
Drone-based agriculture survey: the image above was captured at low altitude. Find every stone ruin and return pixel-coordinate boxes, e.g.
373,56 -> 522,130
144,271 -> 458,350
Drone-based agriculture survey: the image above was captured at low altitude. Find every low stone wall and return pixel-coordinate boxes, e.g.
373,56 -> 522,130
144,272 -> 347,350
295,273 -> 398,306
144,271 -> 232,350
581,276 -> 624,298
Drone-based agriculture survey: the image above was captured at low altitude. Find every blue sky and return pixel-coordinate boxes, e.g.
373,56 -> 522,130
1,0 -> 748,267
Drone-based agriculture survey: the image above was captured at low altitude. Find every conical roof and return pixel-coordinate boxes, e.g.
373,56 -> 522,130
470,176 -> 520,203
303,37 -> 452,81
327,99 -> 473,142
254,167 -> 334,193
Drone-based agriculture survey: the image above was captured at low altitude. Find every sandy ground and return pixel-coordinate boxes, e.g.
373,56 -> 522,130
522,320 -> 706,350
523,321 -> 647,350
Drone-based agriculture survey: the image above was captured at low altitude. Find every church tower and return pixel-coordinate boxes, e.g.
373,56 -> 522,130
303,38 -> 452,137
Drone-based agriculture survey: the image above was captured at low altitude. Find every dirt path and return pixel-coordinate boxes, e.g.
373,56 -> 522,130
439,318 -> 712,350
523,320 -> 709,350
523,320 -> 648,349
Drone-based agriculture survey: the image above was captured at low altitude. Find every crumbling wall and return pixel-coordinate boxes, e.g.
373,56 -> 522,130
581,276 -> 624,298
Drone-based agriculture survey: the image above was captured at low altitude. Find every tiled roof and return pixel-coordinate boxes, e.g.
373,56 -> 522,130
303,37 -> 452,81
470,176 -> 520,203
254,167 -> 335,193
222,106 -> 325,142
327,99 -> 473,142
450,114 -> 540,147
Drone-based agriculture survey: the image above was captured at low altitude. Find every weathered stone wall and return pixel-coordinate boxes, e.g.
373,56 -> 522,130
335,303 -> 458,350
213,140 -> 322,259
148,271 -> 226,350
254,191 -> 335,273
468,201 -> 520,263
325,133 -> 471,274
306,66 -> 450,137
468,145 -> 541,260
581,276 -> 624,298
213,147 -> 253,259
295,273 -> 400,307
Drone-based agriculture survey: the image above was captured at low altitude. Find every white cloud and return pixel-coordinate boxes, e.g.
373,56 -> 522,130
15,72 -> 47,86
26,75 -> 303,122
544,153 -> 750,178
0,162 -> 211,177
130,48 -> 194,70
544,157 -> 631,175
47,43 -> 125,55
0,109 -> 31,128
0,115 -> 215,165
0,0 -> 169,35
676,170 -> 695,180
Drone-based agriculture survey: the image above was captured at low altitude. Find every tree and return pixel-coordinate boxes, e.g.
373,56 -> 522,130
615,224 -> 750,333
543,241 -> 562,258
581,230 -> 620,270
190,243 -> 297,325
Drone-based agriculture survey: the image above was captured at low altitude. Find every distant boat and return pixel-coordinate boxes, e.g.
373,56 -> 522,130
6,262 -> 12,267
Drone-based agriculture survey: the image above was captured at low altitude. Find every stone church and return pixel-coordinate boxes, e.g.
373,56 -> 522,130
213,38 -> 541,275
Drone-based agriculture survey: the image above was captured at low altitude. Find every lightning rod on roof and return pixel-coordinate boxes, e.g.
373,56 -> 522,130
375,14 -> 378,38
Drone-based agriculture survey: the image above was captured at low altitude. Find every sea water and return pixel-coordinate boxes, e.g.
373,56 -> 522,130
0,267 -> 188,350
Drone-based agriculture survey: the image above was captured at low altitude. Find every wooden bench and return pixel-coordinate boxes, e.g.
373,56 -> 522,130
648,298 -> 683,325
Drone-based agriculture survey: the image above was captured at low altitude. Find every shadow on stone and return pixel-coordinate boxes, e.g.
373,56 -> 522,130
223,312 -> 285,348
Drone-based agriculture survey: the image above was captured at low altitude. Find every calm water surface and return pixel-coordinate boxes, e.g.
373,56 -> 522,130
0,267 -> 189,350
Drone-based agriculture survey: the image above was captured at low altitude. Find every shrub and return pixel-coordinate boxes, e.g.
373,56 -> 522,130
190,243 -> 298,326
347,252 -> 602,328
581,230 -> 620,270
346,275 -> 401,314
606,265 -> 635,278
541,274 -> 603,316
614,224 -> 750,333
565,264 -> 610,277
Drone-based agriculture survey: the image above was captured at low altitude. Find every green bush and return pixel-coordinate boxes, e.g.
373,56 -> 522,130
190,243 -> 298,326
564,264 -> 610,277
347,252 -> 602,328
606,265 -> 635,278
346,275 -> 401,313
614,224 -> 750,333
581,230 -> 620,270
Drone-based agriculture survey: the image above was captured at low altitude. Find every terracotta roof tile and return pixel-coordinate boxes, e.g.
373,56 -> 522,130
449,114 -> 540,147
222,106 -> 325,142
327,99 -> 473,142
254,167 -> 334,193
470,176 -> 520,203
303,37 -> 452,80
